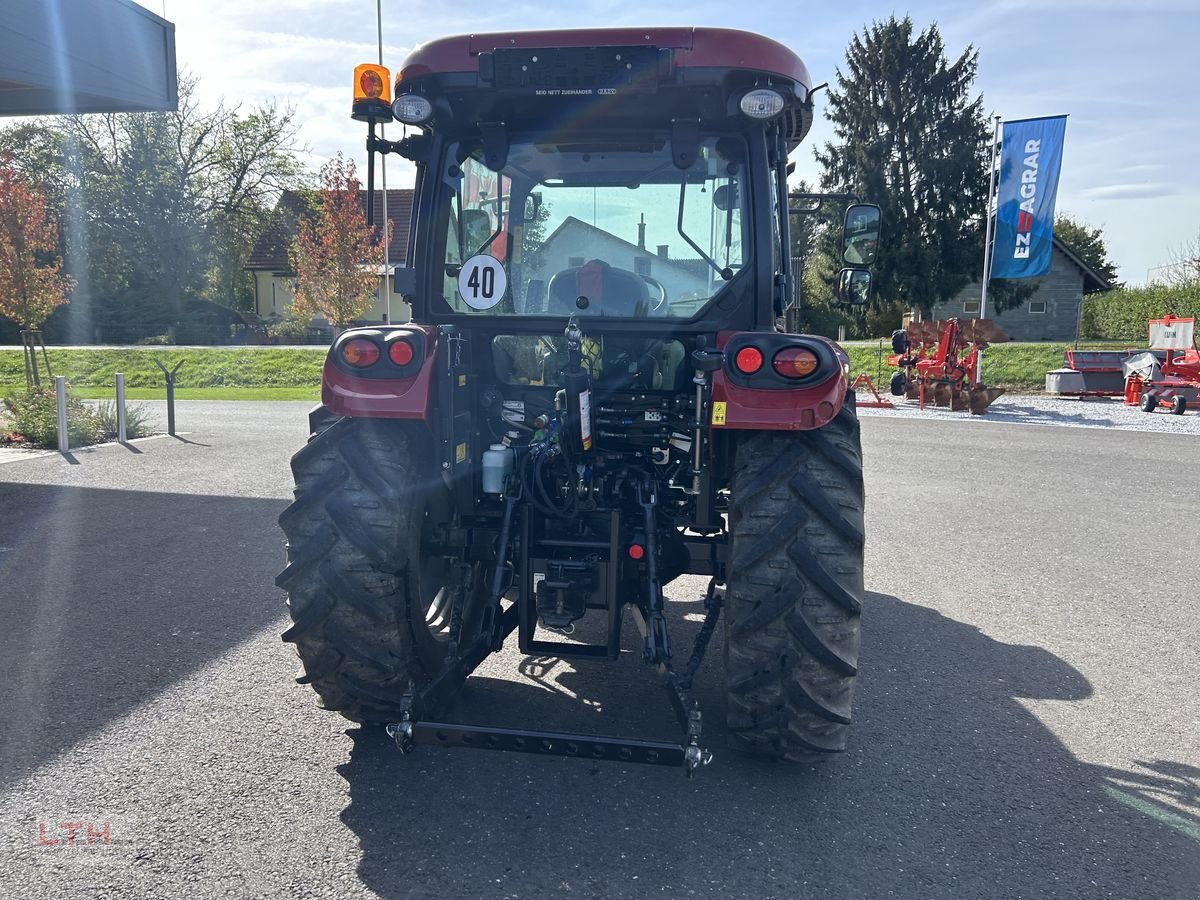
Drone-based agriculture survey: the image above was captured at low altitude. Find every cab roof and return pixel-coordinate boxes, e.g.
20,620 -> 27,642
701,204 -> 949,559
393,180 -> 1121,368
398,26 -> 811,95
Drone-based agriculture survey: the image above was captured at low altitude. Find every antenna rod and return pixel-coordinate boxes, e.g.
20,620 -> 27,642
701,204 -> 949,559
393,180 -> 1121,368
377,0 -> 392,323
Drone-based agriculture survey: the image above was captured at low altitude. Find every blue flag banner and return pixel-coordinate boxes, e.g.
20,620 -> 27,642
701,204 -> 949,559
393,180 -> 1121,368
991,115 -> 1067,279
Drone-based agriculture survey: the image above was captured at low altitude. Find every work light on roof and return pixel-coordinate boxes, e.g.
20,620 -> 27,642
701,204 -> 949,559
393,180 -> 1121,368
739,88 -> 785,120
392,94 -> 434,125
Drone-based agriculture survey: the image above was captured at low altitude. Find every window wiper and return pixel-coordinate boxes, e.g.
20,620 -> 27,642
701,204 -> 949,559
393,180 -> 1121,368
677,182 -> 734,281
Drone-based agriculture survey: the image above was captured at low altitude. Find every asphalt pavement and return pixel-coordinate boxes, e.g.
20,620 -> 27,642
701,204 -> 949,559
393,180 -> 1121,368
0,402 -> 1197,899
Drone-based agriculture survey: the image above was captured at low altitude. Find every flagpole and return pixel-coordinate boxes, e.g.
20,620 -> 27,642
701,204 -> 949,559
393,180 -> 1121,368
977,114 -> 1002,384
377,0 -> 392,324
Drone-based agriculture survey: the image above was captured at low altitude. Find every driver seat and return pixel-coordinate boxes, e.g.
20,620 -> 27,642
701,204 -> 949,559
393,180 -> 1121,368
546,259 -> 649,316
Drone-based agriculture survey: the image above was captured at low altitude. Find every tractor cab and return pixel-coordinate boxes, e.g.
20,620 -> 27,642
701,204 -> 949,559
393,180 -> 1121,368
355,28 -> 875,339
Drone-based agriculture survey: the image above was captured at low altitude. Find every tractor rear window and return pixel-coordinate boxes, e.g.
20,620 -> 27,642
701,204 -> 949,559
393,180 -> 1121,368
438,135 -> 749,319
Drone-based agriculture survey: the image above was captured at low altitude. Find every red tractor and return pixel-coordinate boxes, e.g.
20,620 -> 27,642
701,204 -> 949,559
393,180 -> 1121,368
277,28 -> 879,774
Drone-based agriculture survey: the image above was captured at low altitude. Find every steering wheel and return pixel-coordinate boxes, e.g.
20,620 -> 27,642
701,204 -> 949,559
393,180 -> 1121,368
639,274 -> 669,313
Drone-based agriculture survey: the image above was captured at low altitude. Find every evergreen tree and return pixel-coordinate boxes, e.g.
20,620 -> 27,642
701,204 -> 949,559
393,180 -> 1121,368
1054,214 -> 1120,287
816,17 -> 996,315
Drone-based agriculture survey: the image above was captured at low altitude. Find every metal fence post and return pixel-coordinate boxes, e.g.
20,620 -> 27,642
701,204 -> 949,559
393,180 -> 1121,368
115,372 -> 127,442
152,358 -> 184,436
54,375 -> 69,453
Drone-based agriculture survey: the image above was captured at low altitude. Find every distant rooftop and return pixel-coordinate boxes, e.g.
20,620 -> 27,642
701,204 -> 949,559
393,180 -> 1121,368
246,189 -> 413,273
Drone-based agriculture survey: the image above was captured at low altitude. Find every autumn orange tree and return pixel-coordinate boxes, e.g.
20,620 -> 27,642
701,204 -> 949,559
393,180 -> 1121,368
0,162 -> 73,329
0,161 -> 73,387
289,154 -> 381,329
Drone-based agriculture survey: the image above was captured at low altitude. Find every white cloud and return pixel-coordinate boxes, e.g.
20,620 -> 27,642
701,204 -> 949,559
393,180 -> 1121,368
1081,183 -> 1177,201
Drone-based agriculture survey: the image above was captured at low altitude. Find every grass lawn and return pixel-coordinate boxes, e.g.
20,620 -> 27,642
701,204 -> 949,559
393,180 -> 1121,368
841,340 -> 1135,391
1,340 -> 1134,399
0,347 -> 326,401
70,386 -> 320,401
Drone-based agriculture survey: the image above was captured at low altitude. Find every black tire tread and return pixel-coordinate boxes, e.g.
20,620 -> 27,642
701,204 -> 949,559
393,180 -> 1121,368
723,393 -> 865,760
276,417 -> 439,723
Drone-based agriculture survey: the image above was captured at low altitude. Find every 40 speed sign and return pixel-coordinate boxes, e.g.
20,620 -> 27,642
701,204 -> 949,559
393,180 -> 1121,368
457,254 -> 508,310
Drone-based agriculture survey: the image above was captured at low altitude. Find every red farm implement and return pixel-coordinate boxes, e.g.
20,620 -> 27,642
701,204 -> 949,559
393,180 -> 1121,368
886,318 -> 1009,414
1123,315 -> 1200,415
850,372 -> 893,408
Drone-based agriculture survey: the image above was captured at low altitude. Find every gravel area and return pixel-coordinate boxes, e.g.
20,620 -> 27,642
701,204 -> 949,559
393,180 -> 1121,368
856,392 -> 1200,435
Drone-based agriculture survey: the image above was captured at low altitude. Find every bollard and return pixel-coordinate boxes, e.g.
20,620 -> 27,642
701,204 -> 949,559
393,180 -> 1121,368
55,375 -> 69,453
152,358 -> 185,436
115,372 -> 127,443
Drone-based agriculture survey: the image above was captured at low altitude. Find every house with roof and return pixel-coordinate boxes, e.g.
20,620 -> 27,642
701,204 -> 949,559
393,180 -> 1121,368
927,236 -> 1110,341
245,188 -> 414,327
533,216 -> 712,310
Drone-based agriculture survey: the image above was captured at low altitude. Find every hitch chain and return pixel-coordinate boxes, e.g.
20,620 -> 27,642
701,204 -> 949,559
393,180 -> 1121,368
385,683 -> 417,754
668,577 -> 723,776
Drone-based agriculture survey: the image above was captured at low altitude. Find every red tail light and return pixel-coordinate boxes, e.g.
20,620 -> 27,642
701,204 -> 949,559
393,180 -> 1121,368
772,347 -> 819,378
388,340 -> 414,366
340,338 -> 380,367
734,346 -> 764,375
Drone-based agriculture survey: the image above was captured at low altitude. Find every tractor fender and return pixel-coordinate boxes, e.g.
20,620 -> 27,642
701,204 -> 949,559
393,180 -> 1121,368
320,324 -> 438,420
709,332 -> 848,431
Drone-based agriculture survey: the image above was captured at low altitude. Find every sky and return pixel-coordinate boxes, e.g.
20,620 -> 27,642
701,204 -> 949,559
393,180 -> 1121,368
144,0 -> 1200,285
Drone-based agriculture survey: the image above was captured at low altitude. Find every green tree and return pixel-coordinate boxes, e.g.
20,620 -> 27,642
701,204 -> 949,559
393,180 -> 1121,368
59,77 -> 303,323
817,17 -> 998,314
1054,214 -> 1120,287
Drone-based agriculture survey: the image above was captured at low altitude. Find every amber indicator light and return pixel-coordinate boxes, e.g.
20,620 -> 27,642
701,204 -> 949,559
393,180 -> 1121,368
341,338 -> 380,367
772,347 -> 819,378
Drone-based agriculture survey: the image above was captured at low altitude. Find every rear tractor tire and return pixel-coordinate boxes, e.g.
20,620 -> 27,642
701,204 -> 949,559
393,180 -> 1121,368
276,417 -> 483,723
724,395 -> 865,760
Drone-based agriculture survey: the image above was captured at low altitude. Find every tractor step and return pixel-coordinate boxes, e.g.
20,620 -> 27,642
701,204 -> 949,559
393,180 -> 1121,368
388,719 -> 690,768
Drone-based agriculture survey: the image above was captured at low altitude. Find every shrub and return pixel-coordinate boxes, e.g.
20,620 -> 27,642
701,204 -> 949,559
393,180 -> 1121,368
2,387 -> 102,447
96,399 -> 154,439
266,311 -> 311,341
137,334 -> 172,345
1080,282 -> 1200,340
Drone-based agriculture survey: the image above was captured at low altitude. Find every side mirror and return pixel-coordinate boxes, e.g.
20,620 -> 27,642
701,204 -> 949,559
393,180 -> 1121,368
841,203 -> 881,267
524,192 -> 543,223
836,268 -> 872,306
713,183 -> 739,211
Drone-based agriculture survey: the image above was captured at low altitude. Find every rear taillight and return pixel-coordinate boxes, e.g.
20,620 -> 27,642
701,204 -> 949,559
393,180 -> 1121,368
340,338 -> 380,367
734,346 -> 764,375
388,340 -> 414,366
772,347 -> 819,379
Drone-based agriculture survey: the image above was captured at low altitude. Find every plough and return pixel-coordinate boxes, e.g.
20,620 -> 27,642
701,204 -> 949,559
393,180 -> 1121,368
888,318 -> 1009,414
